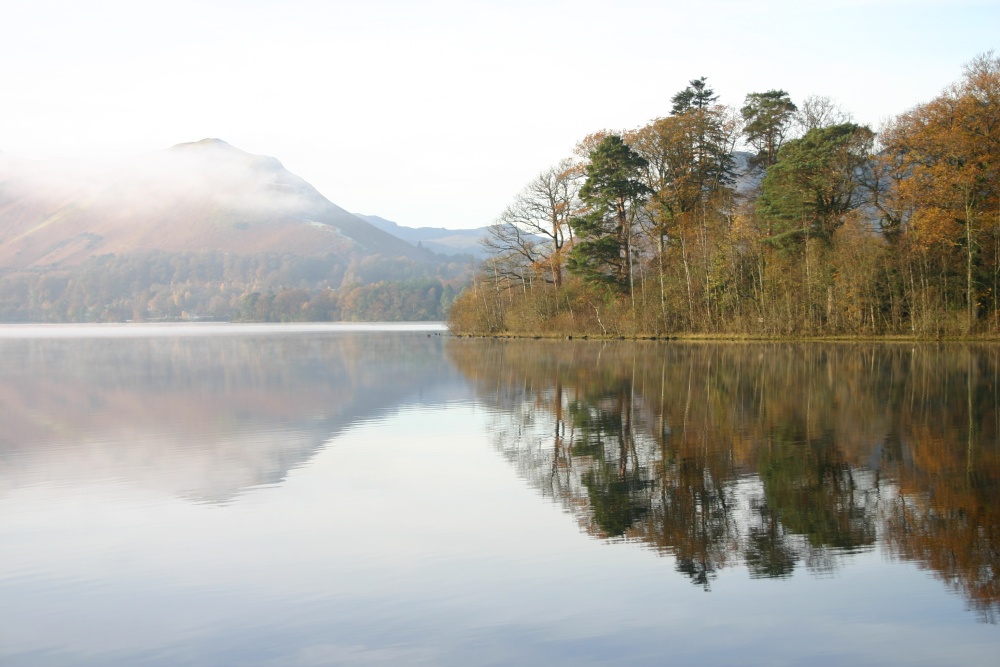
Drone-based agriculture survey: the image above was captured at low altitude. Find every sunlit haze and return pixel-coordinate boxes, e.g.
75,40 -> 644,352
2,0 -> 996,229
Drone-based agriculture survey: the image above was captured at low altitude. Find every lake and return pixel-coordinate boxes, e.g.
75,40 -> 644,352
1,324 -> 998,666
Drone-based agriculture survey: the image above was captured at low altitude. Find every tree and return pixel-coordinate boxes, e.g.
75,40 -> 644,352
741,90 -> 798,167
757,122 -> 875,244
879,51 -> 1000,329
794,95 -> 853,134
671,76 -> 717,115
630,77 -> 737,326
482,159 -> 580,288
630,110 -> 738,322
669,77 -> 735,189
567,135 -> 650,293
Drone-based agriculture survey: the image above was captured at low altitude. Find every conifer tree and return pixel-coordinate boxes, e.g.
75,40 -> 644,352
757,123 -> 874,244
567,135 -> 650,293
741,90 -> 797,167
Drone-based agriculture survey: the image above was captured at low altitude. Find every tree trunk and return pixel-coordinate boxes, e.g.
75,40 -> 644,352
681,235 -> 694,327
966,200 -> 975,332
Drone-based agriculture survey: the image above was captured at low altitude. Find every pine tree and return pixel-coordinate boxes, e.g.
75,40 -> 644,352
567,135 -> 650,293
741,90 -> 798,167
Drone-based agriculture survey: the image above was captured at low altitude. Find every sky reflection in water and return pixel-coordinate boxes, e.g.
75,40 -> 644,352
1,327 -> 998,666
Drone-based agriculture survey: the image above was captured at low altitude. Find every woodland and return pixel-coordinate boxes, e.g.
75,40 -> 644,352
0,251 -> 466,323
449,54 -> 1000,338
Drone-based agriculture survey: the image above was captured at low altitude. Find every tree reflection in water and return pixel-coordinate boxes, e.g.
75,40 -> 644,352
448,339 -> 1000,619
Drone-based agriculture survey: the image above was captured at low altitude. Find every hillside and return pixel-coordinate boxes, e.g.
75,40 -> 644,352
0,140 -> 470,322
0,139 -> 427,269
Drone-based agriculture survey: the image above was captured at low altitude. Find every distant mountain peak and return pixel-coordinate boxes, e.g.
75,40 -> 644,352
159,137 -> 286,177
170,138 -> 234,151
0,139 -> 432,268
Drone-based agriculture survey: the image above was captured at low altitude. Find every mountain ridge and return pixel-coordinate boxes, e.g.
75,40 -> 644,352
0,140 -> 470,322
355,213 -> 488,258
0,139 -> 430,270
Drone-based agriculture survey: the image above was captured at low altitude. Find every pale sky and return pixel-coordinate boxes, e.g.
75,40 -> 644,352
1,0 -> 996,229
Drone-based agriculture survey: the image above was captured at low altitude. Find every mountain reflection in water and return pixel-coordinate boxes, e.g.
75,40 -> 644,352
0,328 -> 459,504
447,339 -> 1000,621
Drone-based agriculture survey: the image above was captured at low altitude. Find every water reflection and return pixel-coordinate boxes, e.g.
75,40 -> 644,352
448,340 -> 1000,621
0,329 -> 459,503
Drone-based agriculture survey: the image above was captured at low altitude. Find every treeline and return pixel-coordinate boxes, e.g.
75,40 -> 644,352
0,250 -> 467,322
450,54 -> 1000,338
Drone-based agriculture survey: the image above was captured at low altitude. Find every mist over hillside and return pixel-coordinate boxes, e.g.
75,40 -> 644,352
0,139 -> 428,267
0,140 -> 471,322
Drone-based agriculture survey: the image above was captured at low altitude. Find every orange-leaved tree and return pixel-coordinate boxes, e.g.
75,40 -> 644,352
880,52 -> 1000,330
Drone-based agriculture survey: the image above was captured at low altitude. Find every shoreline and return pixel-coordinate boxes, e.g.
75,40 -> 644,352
448,330 -> 1000,343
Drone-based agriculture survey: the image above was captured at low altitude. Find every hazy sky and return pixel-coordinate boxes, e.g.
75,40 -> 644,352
1,0 -> 996,229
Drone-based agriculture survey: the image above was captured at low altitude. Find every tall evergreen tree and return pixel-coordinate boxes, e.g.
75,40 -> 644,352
669,76 -> 735,190
568,135 -> 650,292
757,122 -> 874,244
741,90 -> 798,167
671,76 -> 717,115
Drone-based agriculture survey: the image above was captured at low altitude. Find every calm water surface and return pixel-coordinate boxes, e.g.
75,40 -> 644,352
1,324 -> 998,665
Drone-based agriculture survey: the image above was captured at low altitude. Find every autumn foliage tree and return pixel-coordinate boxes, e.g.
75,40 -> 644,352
879,52 -> 1000,332
626,78 -> 738,329
482,159 -> 580,289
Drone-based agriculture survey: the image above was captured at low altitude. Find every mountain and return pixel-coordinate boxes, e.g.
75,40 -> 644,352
0,139 -> 427,269
731,150 -> 766,197
0,140 -> 471,322
356,213 -> 489,258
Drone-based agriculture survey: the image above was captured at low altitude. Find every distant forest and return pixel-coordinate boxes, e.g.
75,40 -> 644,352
0,251 -> 469,322
450,54 -> 1000,338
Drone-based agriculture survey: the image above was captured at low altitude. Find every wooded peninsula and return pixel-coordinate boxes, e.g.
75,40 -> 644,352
448,53 -> 1000,339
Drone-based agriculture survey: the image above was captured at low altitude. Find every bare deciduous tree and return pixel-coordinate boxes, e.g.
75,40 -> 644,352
794,95 -> 853,135
482,159 -> 581,288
